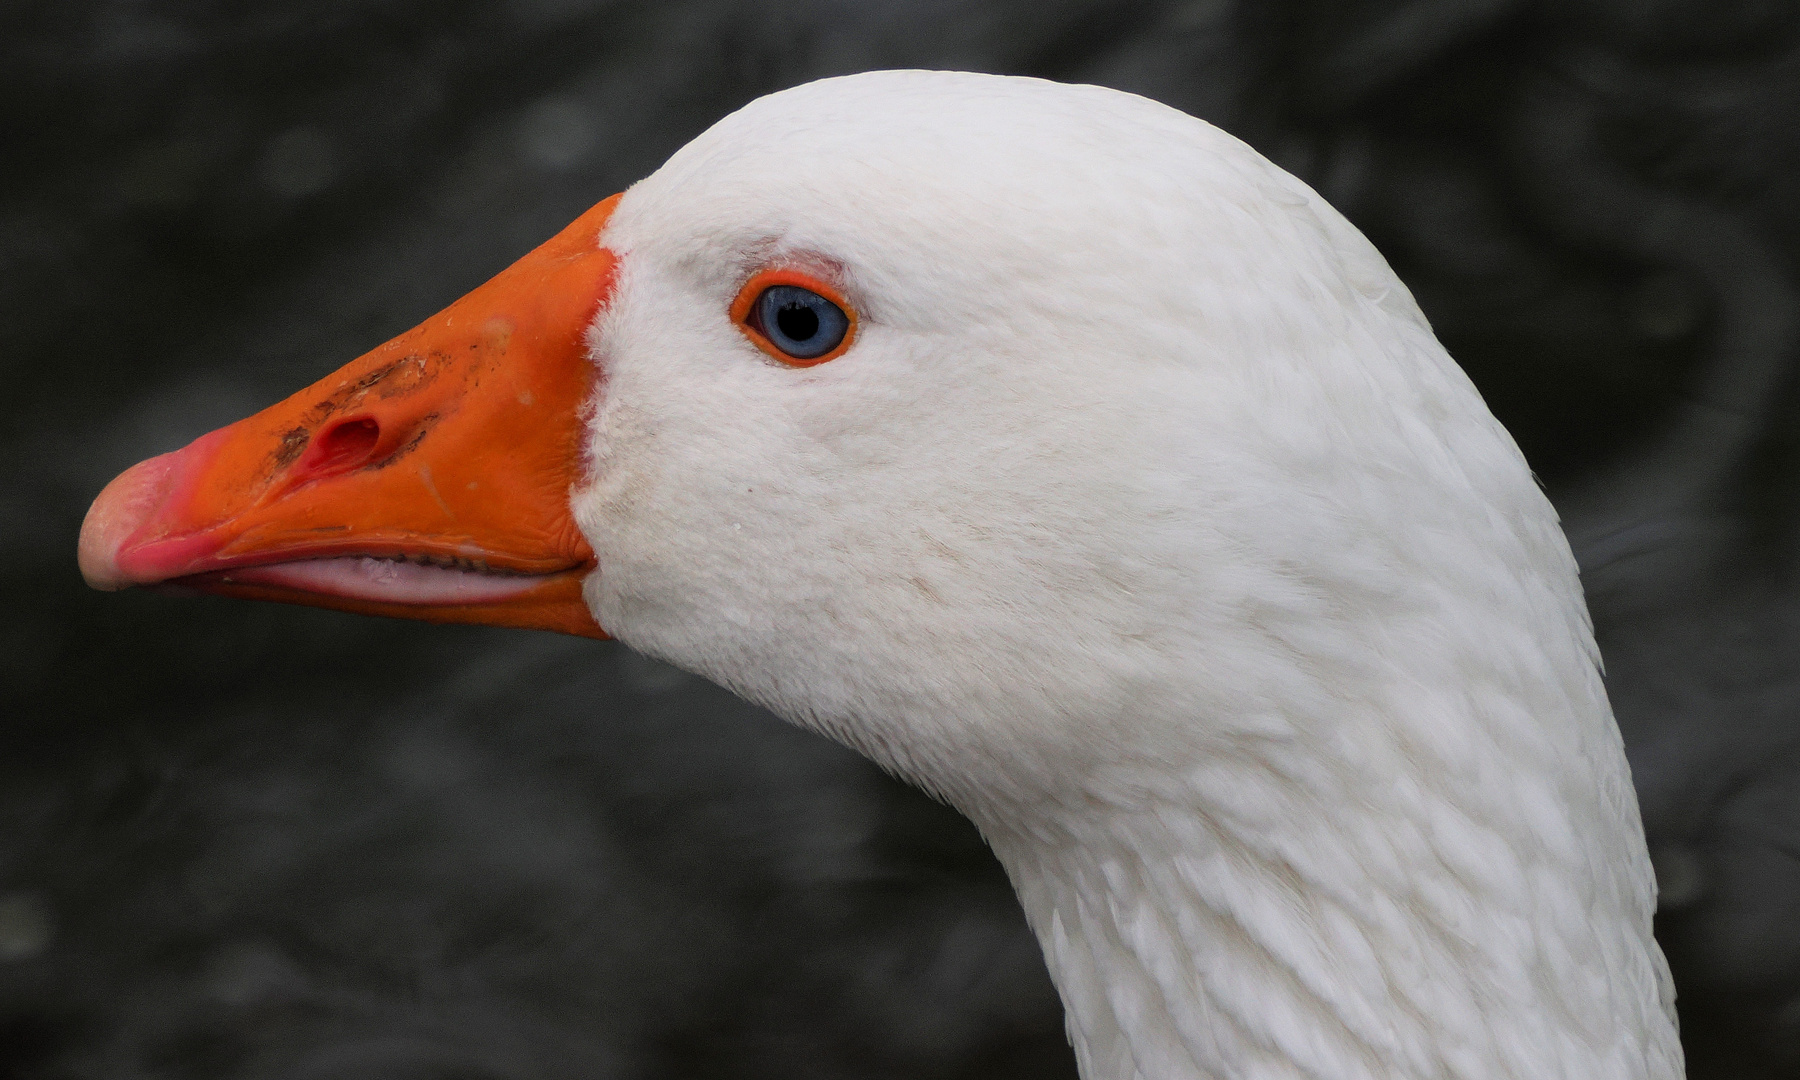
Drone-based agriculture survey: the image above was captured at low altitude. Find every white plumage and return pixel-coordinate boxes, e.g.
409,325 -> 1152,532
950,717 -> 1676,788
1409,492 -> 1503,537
575,71 -> 1682,1079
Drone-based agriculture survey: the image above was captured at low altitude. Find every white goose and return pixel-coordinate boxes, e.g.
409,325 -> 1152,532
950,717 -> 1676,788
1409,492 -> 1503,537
79,71 -> 1682,1080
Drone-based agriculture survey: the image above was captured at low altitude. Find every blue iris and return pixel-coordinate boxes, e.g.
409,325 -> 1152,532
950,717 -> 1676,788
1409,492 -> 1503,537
753,285 -> 850,360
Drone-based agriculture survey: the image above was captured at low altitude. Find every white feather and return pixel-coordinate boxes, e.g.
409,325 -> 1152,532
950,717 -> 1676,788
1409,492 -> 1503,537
573,70 -> 1682,1080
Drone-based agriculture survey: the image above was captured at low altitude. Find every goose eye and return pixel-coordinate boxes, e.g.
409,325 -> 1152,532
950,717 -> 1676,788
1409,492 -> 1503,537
750,285 -> 850,361
730,269 -> 859,366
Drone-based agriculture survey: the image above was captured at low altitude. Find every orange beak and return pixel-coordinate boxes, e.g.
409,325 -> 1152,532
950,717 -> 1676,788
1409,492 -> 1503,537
77,195 -> 623,639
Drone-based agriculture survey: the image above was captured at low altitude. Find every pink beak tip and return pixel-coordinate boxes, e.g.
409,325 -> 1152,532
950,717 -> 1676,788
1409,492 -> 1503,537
78,450 -> 186,591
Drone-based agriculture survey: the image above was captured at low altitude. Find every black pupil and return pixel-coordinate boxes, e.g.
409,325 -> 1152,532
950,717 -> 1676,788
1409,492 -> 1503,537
775,301 -> 820,342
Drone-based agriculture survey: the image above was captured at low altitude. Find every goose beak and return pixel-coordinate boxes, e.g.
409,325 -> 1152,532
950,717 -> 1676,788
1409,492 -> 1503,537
76,195 -> 622,639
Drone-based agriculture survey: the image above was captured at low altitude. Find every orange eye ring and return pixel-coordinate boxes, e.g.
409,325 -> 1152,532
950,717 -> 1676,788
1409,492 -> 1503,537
730,267 -> 859,367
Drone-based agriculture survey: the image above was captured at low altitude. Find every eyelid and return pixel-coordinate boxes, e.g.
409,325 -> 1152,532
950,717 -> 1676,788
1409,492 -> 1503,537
730,268 -> 859,367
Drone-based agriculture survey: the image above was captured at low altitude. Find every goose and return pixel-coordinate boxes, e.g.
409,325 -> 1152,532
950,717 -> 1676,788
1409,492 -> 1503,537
77,70 -> 1683,1080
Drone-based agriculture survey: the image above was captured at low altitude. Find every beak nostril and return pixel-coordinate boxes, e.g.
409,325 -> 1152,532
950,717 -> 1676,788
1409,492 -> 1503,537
307,417 -> 381,474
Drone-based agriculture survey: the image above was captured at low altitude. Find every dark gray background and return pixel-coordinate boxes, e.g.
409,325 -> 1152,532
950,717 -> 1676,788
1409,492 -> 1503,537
4,1 -> 1799,1077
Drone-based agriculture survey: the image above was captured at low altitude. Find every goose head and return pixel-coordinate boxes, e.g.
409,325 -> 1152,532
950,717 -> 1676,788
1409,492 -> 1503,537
78,71 -> 1683,1080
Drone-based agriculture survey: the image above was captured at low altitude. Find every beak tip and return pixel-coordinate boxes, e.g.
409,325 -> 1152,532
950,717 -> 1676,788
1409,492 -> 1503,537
77,451 -> 185,591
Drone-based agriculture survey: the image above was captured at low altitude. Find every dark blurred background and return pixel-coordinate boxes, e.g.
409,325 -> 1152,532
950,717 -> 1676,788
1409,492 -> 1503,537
3,1 -> 1798,1077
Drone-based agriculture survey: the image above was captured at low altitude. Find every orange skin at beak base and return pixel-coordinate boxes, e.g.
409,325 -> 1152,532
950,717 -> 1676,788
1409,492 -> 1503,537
77,195 -> 623,639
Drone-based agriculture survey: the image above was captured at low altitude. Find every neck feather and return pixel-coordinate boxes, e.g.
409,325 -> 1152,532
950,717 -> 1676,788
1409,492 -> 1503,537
974,715 -> 1684,1080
